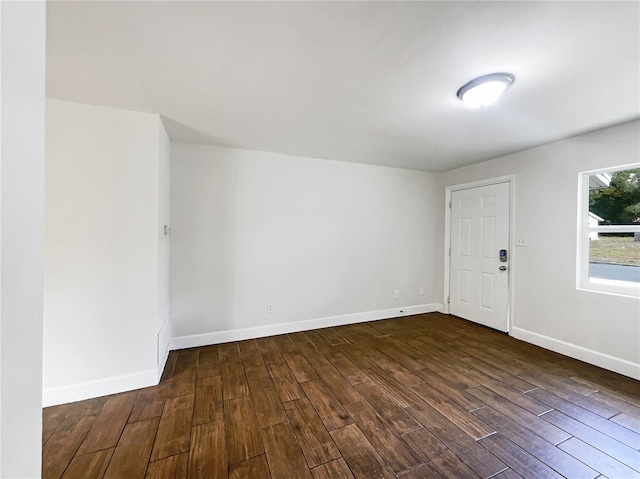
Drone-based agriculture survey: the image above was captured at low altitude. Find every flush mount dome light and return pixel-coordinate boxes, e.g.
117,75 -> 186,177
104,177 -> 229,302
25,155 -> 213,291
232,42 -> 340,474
457,72 -> 515,108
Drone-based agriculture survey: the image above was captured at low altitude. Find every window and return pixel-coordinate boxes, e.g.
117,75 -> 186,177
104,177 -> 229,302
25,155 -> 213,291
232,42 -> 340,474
578,165 -> 640,296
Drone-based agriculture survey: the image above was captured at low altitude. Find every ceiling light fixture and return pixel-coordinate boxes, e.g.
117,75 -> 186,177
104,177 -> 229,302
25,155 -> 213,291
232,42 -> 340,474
457,72 -> 515,108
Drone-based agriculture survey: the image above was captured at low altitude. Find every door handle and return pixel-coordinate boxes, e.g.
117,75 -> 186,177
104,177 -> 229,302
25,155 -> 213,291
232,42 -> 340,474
499,266 -> 507,271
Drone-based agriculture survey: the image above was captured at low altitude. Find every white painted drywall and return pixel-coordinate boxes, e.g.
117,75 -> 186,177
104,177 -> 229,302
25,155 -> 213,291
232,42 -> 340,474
157,118 -> 171,371
0,2 -> 45,476
1,5 -> 4,471
438,120 -> 640,377
170,143 -> 440,341
44,99 -> 168,405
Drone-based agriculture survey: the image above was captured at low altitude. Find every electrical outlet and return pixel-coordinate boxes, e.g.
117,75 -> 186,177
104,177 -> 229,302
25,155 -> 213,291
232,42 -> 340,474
394,290 -> 400,299
419,286 -> 424,295
267,304 -> 273,313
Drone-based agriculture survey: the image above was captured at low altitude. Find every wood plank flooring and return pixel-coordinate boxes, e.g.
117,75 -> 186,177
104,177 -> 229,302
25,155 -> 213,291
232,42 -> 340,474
43,313 -> 640,479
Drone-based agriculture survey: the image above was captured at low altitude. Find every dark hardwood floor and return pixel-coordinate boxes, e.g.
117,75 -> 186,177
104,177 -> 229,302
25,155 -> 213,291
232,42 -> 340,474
42,313 -> 640,479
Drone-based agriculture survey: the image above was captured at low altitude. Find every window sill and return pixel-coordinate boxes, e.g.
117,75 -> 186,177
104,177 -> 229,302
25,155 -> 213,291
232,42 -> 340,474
578,278 -> 640,298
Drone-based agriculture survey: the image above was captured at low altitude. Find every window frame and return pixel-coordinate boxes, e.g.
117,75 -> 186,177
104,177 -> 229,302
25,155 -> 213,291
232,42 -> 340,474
577,164 -> 640,297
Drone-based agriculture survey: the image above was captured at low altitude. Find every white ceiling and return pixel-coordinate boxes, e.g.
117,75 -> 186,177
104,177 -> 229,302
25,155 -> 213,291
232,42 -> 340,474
46,1 -> 640,172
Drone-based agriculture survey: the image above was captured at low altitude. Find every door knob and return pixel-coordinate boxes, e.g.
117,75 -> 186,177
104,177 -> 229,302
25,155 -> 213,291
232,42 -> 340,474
499,266 -> 507,271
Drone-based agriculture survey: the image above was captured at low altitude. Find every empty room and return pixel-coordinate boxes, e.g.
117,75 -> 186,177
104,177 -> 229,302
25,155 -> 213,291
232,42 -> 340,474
1,1 -> 639,478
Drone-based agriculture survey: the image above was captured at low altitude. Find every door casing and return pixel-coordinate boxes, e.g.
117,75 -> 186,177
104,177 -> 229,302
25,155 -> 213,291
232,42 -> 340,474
443,175 -> 515,333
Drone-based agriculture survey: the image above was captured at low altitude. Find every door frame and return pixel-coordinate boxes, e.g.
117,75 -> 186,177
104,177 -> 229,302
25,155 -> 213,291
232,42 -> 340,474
443,175 -> 516,333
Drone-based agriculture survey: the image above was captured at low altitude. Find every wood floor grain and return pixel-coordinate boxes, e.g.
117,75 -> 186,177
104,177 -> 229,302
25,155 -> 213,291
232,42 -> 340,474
103,417 -> 159,479
188,413 -> 227,479
150,394 -> 194,461
42,313 -> 640,478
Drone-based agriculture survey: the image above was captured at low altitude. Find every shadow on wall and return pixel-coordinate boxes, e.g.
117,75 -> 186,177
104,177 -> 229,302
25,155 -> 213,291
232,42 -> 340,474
161,117 -> 242,149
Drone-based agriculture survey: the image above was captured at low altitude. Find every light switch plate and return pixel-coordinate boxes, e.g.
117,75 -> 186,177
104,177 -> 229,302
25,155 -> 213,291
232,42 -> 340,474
515,237 -> 527,247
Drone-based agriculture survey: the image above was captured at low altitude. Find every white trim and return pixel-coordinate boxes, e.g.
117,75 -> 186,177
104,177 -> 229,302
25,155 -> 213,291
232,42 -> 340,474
577,171 -> 590,290
157,314 -> 172,381
42,306 -> 442,407
443,175 -> 515,332
170,304 -> 443,351
444,175 -> 515,192
42,368 -> 158,407
443,192 -> 451,315
582,163 -> 640,177
586,225 -> 640,233
577,281 -> 640,298
511,327 -> 640,380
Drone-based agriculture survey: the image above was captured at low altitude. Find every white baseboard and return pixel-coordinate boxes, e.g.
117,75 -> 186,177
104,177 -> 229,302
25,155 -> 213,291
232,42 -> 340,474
511,326 -> 640,380
42,369 -> 158,407
157,314 -> 172,381
170,303 -> 443,351
43,305 -> 442,407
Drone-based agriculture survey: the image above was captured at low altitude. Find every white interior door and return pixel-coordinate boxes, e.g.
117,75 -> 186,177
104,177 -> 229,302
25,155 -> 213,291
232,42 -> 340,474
449,182 -> 510,332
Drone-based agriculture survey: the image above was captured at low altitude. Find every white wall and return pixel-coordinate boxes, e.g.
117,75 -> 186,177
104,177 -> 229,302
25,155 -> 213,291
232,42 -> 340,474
438,120 -> 640,378
42,98 -> 637,420
0,2 -> 46,476
44,99 -> 169,405
170,143 -> 441,346
157,118 -> 171,373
